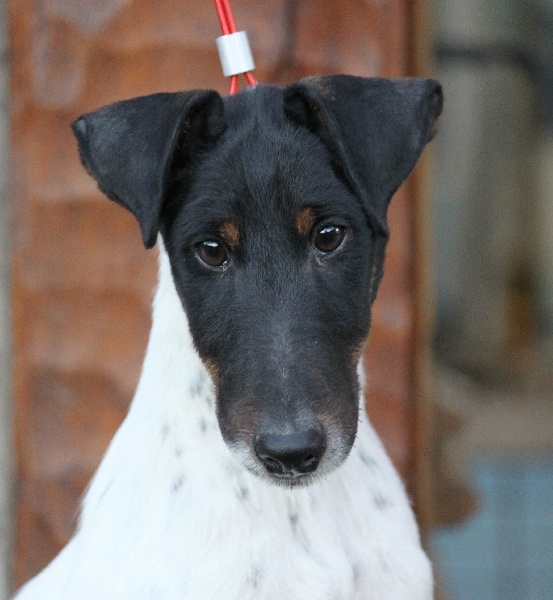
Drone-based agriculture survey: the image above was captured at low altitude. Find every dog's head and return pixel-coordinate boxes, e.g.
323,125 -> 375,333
73,76 -> 442,486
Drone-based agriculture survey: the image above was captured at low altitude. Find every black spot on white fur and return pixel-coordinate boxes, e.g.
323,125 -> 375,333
378,551 -> 392,574
359,450 -> 377,469
190,371 -> 209,398
189,381 -> 202,397
352,564 -> 361,585
374,493 -> 392,510
247,565 -> 261,589
171,475 -> 185,493
288,509 -> 299,533
97,481 -> 113,504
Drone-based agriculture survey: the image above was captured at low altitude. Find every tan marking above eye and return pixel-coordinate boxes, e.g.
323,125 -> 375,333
295,207 -> 317,238
218,219 -> 240,249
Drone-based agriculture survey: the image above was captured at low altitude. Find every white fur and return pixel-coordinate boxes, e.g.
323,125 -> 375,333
15,247 -> 432,600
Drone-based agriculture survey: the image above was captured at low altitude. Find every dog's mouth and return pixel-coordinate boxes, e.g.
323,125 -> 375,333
266,471 -> 322,488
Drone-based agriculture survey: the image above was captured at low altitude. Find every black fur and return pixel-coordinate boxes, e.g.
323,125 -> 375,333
72,75 -> 442,484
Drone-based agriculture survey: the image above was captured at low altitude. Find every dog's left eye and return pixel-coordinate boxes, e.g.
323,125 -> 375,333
314,225 -> 345,253
195,240 -> 229,268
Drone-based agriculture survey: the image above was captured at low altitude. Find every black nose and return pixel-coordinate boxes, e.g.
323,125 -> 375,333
255,428 -> 326,477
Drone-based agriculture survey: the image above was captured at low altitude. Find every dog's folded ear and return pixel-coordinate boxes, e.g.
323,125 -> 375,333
72,90 -> 226,248
283,75 -> 443,234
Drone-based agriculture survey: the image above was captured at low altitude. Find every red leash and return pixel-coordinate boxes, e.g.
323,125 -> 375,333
213,0 -> 257,94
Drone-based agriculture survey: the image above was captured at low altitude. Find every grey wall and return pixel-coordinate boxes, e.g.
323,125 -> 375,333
433,0 -> 537,375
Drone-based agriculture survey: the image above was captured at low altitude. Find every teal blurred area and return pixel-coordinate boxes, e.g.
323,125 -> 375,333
432,456 -> 553,600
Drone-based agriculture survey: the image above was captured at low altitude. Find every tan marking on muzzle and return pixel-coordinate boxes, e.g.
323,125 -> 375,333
202,357 -> 220,386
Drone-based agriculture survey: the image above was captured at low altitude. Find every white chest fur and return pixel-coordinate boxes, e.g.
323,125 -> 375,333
15,249 -> 432,600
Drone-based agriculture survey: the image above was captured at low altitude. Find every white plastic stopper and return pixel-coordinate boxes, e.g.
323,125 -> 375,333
216,31 -> 255,77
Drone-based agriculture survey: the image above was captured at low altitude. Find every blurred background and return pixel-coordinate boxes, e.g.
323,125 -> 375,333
431,1 -> 553,598
0,1 -> 552,599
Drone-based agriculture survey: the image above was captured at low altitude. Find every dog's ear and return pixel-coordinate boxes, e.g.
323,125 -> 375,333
283,75 -> 442,233
72,90 -> 226,248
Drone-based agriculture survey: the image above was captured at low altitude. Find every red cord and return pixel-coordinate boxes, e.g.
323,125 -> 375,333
244,71 -> 256,87
221,0 -> 237,33
213,0 -> 256,94
214,0 -> 231,35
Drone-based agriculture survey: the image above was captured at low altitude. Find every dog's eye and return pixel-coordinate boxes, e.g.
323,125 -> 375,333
195,240 -> 228,268
314,225 -> 345,253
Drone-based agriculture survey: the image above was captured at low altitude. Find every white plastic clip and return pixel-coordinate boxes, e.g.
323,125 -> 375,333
216,31 -> 255,77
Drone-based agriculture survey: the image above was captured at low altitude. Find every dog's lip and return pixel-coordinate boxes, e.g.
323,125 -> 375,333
266,469 -> 320,488
269,469 -> 310,481
273,472 -> 298,479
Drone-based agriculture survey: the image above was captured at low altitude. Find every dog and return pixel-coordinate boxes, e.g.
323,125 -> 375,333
14,74 -> 442,600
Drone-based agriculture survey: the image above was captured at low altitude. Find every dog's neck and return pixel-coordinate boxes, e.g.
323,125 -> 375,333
79,248 -> 221,519
50,244 -> 431,600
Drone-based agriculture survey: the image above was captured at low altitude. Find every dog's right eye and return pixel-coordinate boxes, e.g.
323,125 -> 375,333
195,240 -> 229,268
314,225 -> 345,253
